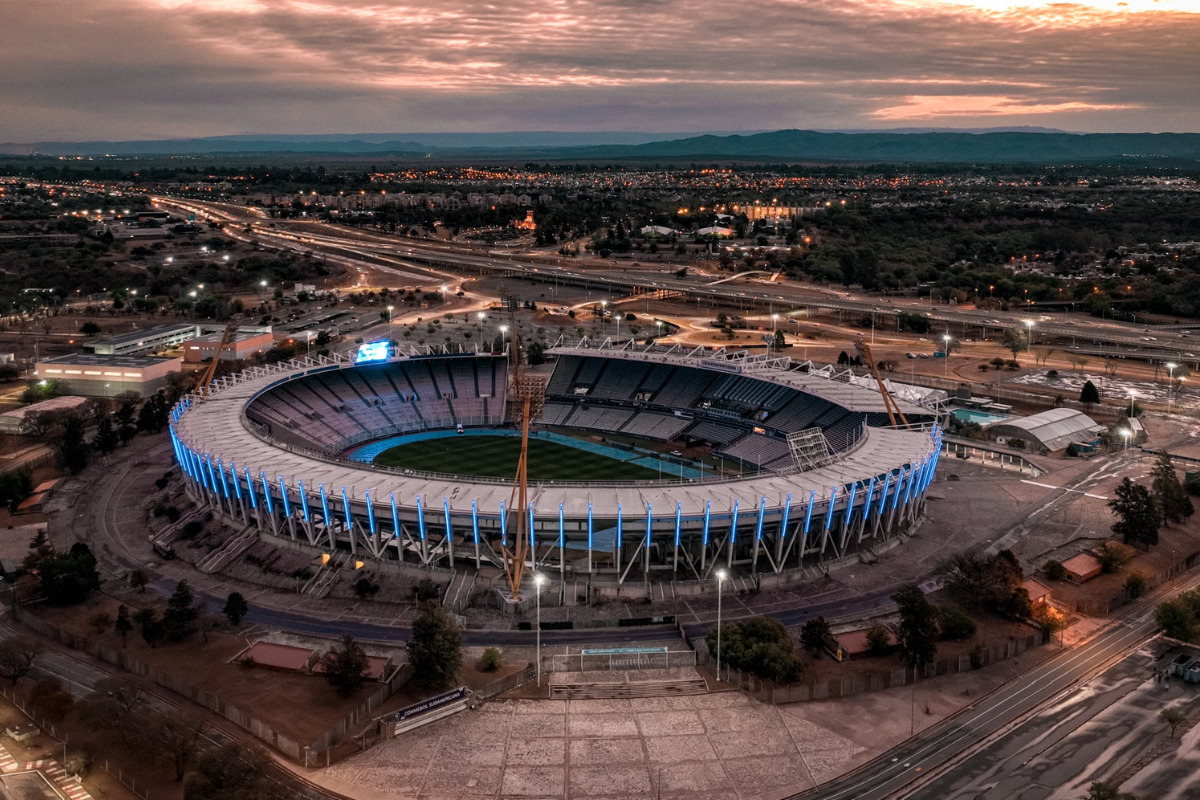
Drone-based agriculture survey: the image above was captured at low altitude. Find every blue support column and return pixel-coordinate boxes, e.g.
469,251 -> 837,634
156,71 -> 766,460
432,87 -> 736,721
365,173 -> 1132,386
230,461 -> 242,502
702,501 -> 712,546
780,494 -> 792,539
824,486 -> 838,532
471,499 -> 480,546
216,459 -> 230,499
674,503 -> 682,547
499,500 -> 507,547
365,490 -> 376,537
443,498 -> 453,544
803,490 -> 816,536
277,475 -> 291,517
558,502 -> 565,550
415,495 -> 426,540
616,503 -> 623,549
297,480 -> 310,522
318,483 -> 330,525
260,472 -> 273,514
340,487 -> 352,531
877,474 -> 892,518
246,469 -> 258,510
391,493 -> 401,538
755,497 -> 766,541
528,502 -> 535,549
844,482 -> 858,527
645,503 -> 653,548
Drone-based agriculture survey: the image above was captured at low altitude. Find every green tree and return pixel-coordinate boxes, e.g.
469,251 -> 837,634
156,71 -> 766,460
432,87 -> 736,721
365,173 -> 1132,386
865,624 -> 892,656
525,341 -> 547,365
937,605 -> 977,640
322,634 -> 370,697
410,601 -> 463,690
222,592 -> 248,625
893,585 -> 938,668
1155,599 -> 1194,640
91,415 -> 119,456
114,604 -> 133,646
55,413 -> 89,474
774,328 -> 786,350
38,542 -> 102,606
134,608 -> 164,648
1151,454 -> 1194,525
184,743 -> 278,800
800,617 -> 833,658
1109,478 -> 1160,547
1002,327 -> 1028,359
940,550 -> 1030,619
1079,380 -> 1101,405
162,580 -> 199,642
704,616 -> 801,683
80,321 -> 101,337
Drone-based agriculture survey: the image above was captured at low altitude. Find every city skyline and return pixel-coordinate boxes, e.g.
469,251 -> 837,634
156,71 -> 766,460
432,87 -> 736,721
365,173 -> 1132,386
3,0 -> 1200,142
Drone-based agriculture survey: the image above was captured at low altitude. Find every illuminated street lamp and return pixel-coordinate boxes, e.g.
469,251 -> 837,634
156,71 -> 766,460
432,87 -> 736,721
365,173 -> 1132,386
477,311 -> 486,342
1025,319 -> 1035,347
1166,362 -> 1178,413
942,334 -> 952,377
715,569 -> 728,681
1129,390 -> 1136,418
1122,428 -> 1131,451
386,305 -> 395,342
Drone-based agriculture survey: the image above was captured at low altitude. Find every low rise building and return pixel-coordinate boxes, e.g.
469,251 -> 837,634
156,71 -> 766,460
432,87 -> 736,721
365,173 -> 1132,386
183,330 -> 274,363
33,353 -> 180,397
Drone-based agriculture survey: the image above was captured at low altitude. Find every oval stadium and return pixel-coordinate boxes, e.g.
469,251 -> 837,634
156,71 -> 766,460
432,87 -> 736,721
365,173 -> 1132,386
168,342 -> 944,589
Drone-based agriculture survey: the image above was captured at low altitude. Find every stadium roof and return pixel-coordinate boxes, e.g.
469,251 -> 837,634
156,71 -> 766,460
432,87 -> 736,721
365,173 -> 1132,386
985,407 -> 1104,452
173,357 -> 939,516
549,345 -> 935,416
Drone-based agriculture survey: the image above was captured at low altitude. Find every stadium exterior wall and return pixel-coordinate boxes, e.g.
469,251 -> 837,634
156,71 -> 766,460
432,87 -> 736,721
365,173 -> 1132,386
168,353 -> 942,584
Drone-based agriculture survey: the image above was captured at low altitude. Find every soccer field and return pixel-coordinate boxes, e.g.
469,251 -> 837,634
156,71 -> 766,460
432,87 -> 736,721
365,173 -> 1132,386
373,435 -> 663,481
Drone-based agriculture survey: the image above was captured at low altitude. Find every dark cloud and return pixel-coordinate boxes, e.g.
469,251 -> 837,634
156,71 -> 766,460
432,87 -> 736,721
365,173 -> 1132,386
2,0 -> 1198,140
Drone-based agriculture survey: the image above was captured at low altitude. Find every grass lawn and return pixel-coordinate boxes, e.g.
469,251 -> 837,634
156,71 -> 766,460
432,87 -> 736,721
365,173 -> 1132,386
374,435 -> 662,481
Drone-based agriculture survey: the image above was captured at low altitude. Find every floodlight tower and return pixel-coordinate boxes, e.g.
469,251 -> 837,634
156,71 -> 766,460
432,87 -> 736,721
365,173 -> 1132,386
500,309 -> 545,601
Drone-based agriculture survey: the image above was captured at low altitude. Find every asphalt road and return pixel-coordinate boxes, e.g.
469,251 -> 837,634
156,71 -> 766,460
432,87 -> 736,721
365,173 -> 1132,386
785,572 -> 1200,800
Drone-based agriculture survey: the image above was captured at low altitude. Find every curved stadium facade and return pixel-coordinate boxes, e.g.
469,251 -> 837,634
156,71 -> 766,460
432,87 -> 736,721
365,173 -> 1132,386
168,343 -> 943,584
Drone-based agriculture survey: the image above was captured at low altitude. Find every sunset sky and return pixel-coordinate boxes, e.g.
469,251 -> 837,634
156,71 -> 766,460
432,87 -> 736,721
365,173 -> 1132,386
3,0 -> 1199,141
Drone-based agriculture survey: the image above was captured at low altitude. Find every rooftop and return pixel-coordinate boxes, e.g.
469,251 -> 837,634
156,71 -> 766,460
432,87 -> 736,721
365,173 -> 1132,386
88,323 -> 199,348
38,353 -> 180,368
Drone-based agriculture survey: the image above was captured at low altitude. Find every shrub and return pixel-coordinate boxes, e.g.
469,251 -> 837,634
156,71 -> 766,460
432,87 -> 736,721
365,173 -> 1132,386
354,577 -> 380,599
1097,542 -> 1131,574
1043,560 -> 1065,581
480,647 -> 502,672
705,616 -> 801,683
864,624 -> 892,656
1124,572 -> 1149,599
938,605 -> 977,641
411,577 -> 440,602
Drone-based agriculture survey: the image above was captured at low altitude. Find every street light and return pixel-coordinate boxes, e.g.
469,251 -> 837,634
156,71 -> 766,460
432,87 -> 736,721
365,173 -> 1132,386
942,334 -> 951,377
715,569 -> 727,681
477,311 -> 486,342
1167,362 -> 1178,413
1122,428 -> 1131,451
1025,319 -> 1035,348
601,301 -> 608,336
534,573 -> 546,686
1129,389 -> 1136,419
386,305 -> 395,342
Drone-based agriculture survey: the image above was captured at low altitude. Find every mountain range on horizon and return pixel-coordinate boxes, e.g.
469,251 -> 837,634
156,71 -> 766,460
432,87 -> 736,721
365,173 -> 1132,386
3,127 -> 1200,164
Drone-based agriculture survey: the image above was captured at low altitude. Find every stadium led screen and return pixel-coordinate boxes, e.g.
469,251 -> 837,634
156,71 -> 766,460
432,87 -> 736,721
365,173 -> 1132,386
355,341 -> 389,363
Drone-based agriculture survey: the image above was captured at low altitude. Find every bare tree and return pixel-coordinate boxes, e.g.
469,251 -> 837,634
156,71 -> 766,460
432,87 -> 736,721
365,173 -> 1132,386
0,636 -> 42,685
152,710 -> 207,781
1104,359 -> 1120,377
1033,347 -> 1055,366
78,677 -> 147,744
1067,353 -> 1090,372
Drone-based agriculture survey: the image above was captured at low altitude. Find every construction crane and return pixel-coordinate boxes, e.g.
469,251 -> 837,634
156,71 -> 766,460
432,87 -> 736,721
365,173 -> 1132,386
853,336 -> 908,428
499,318 -> 546,601
196,315 -> 241,396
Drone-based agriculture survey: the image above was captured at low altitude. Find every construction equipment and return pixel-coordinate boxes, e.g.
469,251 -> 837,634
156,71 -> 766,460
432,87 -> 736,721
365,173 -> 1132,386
499,318 -> 546,601
854,337 -> 908,427
196,314 -> 241,396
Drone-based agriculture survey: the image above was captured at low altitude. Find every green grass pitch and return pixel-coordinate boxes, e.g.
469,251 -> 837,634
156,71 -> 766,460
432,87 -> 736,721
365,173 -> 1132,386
373,436 -> 662,481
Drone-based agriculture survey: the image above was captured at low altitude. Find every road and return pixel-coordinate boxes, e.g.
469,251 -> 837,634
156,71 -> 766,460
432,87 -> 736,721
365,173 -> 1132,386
785,571 -> 1200,800
155,197 -> 1200,368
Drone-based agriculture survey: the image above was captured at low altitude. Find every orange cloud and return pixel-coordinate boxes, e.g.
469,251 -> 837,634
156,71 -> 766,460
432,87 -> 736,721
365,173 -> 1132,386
872,94 -> 1138,119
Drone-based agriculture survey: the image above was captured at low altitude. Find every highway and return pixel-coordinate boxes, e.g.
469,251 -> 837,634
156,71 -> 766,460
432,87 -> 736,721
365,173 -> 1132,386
154,196 -> 1200,368
785,571 -> 1200,800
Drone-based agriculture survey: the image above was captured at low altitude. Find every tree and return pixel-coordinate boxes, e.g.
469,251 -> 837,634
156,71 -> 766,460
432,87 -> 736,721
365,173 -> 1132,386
322,634 -> 370,697
800,617 -> 833,657
129,569 -> 149,593
1079,380 -> 1101,405
0,637 -> 42,685
162,580 -> 199,641
1151,454 -> 1194,525
79,677 -> 146,744
38,542 -> 102,606
940,550 -> 1030,619
1002,327 -> 1028,359
893,586 -> 938,668
410,601 -> 463,690
88,611 -> 112,635
1109,478 -> 1160,547
152,710 -> 206,781
114,604 -> 133,646
525,341 -> 547,365
937,605 -> 977,640
705,616 -> 801,682
773,328 -> 786,350
185,743 -> 279,800
91,415 -> 119,456
55,413 -> 89,474
223,592 -> 248,625
80,321 -> 101,337
1162,707 -> 1187,737
1155,599 -> 1193,640
865,625 -> 892,656
134,608 -> 164,648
